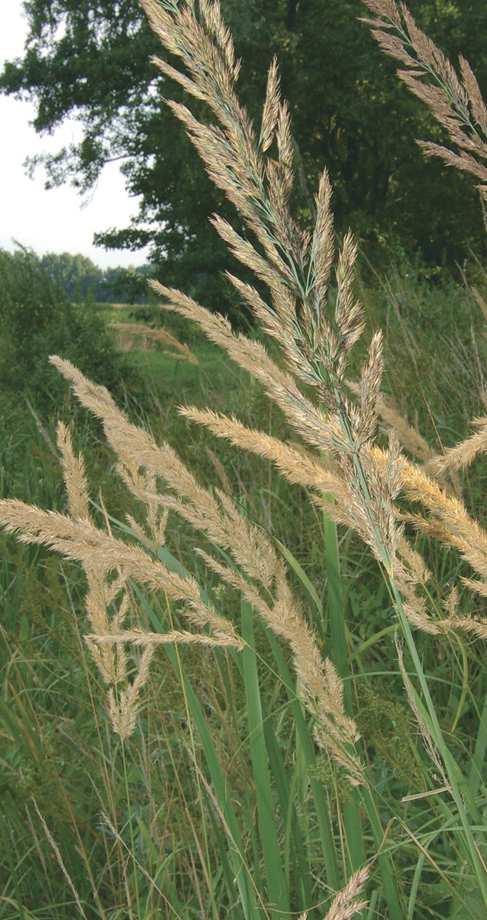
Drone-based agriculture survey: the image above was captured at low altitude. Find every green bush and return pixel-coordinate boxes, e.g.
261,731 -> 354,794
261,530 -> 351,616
0,247 -> 144,414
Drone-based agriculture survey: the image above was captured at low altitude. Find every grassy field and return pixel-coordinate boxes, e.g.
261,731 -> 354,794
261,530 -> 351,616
0,258 -> 486,919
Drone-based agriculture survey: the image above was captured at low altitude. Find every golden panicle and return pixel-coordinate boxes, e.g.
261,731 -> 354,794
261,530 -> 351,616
84,568 -> 128,685
108,645 -> 155,741
210,212 -> 293,288
160,480 -> 279,591
311,167 -> 335,304
334,232 -> 365,370
347,377 -> 434,464
48,357 -> 342,622
148,284 -> 349,456
276,99 -> 294,196
377,394 -> 434,463
110,322 -> 198,363
462,577 -> 487,600
357,330 -> 384,445
137,0 -> 486,669
471,286 -> 487,324
359,0 -> 487,203
458,54 -> 487,131
358,0 -> 402,28
396,533 -> 432,587
179,406 -> 348,495
425,417 -> 487,477
87,629 -> 239,649
391,560 -> 441,636
439,616 -> 487,641
390,523 -> 487,642
198,0 -> 239,79
205,445 -> 232,495
0,498 -> 240,646
151,55 -> 208,102
50,355 -> 224,530
142,0 -> 282,269
271,566 -> 363,783
415,142 -> 487,189
56,421 -> 90,521
266,158 -> 301,259
336,439 -> 403,572
224,272 -> 276,336
140,0 -> 374,422
124,512 -> 159,551
139,0 -> 393,555
260,56 -> 281,152
373,446 -> 487,580
51,355 -> 318,614
50,355 -> 122,425
323,865 -> 370,920
117,460 -> 169,546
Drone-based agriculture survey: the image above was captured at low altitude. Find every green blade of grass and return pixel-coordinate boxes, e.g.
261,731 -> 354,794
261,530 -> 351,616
135,588 -> 262,919
322,512 -> 366,875
274,538 -> 323,620
322,514 -> 405,918
265,631 -> 340,897
241,601 -> 290,918
468,691 -> 487,798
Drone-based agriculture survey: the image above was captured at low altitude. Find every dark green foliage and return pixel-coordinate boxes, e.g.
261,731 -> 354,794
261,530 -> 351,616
0,247 -> 144,414
40,251 -> 104,302
40,251 -> 156,303
2,0 -> 485,304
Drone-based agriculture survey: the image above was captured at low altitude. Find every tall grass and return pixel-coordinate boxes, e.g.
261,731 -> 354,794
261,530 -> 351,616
1,0 -> 486,917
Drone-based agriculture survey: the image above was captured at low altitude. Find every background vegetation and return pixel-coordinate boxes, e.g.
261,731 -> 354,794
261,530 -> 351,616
2,0 -> 486,306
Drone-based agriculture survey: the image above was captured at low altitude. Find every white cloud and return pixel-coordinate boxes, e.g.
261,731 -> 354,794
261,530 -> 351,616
0,1 -> 151,268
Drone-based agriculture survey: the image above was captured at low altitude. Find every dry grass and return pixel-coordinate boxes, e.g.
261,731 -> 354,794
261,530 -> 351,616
299,865 -> 370,920
110,319 -> 198,362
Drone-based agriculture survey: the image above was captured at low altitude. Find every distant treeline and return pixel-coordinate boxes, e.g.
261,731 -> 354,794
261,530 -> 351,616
38,252 -> 155,304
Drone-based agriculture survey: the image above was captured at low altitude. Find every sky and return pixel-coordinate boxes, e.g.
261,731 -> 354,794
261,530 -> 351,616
0,1 -> 149,268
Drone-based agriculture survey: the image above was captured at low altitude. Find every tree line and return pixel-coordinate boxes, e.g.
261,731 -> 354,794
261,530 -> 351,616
2,0 -> 486,309
38,251 -> 154,304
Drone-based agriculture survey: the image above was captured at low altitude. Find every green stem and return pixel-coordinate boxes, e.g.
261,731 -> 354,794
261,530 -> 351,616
323,510 -> 366,875
359,783 -> 404,919
390,581 -> 487,905
469,692 -> 487,798
120,739 -> 140,919
323,509 -> 404,917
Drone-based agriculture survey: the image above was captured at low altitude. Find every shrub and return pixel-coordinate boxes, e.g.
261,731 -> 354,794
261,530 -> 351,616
0,247 -> 144,414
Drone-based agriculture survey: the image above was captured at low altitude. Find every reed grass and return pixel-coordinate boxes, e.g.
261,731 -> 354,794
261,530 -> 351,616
1,0 -> 486,916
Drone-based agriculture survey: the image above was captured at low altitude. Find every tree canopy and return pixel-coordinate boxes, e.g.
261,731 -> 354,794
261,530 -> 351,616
3,0 -> 486,305
38,251 -> 154,302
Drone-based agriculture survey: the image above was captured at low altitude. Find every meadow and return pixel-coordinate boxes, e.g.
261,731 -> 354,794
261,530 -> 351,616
1,1 -> 487,918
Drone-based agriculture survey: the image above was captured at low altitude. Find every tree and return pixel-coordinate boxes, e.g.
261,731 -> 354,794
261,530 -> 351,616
39,253 -> 155,303
2,0 -> 486,300
40,252 -> 103,301
100,264 -> 155,303
0,247 -> 143,412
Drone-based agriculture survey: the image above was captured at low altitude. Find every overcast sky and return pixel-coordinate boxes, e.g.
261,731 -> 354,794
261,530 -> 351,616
0,1 -> 149,267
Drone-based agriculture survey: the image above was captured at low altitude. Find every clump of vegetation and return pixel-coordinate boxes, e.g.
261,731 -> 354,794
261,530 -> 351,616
0,247 -> 144,414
